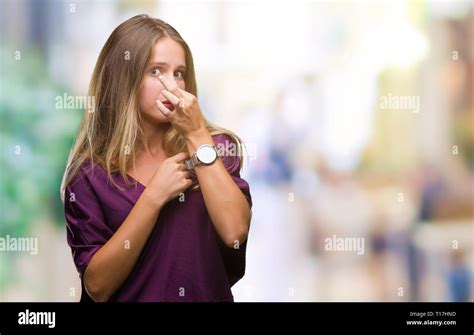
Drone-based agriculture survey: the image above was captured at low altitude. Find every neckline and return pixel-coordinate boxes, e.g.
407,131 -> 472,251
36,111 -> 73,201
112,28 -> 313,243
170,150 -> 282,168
83,160 -> 147,191
124,173 -> 147,189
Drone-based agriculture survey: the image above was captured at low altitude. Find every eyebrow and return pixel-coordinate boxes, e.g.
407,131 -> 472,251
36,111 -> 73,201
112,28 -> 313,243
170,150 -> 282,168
149,61 -> 187,70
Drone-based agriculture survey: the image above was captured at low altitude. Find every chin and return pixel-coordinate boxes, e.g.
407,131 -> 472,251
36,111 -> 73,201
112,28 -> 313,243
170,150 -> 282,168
153,108 -> 172,124
141,111 -> 171,126
155,115 -> 171,124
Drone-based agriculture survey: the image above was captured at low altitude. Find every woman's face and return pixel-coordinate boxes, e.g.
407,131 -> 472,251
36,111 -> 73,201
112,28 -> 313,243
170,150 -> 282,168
138,37 -> 187,125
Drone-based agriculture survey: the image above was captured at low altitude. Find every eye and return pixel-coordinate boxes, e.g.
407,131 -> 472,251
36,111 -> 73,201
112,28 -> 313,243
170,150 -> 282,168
175,71 -> 186,80
150,67 -> 161,76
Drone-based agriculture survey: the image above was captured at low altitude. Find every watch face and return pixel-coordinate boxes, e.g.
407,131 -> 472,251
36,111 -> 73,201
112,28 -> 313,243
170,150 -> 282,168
197,145 -> 217,164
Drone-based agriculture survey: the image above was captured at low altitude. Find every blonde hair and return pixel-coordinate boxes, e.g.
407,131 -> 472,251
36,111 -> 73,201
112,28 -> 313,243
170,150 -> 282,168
60,15 -> 244,201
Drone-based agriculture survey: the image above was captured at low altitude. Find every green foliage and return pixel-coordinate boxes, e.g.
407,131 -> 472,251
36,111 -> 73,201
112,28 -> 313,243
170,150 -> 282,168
0,46 -> 82,240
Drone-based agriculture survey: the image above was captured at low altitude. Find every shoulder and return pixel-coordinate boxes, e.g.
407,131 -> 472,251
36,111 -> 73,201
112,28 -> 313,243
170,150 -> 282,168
211,133 -> 242,176
64,161 -> 109,235
65,160 -> 109,199
212,133 -> 235,145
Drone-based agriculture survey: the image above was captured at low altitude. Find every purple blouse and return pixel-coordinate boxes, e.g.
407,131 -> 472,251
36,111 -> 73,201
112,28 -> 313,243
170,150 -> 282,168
64,134 -> 252,302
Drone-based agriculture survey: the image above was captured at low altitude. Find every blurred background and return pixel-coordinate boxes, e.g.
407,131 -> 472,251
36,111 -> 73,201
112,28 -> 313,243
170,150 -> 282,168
0,0 -> 472,302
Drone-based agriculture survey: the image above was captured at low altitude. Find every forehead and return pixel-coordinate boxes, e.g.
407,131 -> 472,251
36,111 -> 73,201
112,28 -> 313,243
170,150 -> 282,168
150,37 -> 185,66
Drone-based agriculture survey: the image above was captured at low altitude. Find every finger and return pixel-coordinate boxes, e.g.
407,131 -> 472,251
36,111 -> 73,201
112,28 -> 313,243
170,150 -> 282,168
158,74 -> 184,98
170,152 -> 189,162
178,88 -> 193,99
156,100 -> 172,117
184,178 -> 194,189
162,90 -> 185,110
179,163 -> 187,171
181,170 -> 191,179
177,89 -> 196,107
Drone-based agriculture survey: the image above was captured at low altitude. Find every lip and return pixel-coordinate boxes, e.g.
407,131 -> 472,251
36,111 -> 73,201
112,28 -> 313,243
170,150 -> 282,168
161,100 -> 175,111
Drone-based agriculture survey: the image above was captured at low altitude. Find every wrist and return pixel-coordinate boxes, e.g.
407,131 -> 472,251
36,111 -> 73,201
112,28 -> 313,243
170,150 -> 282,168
184,126 -> 208,141
184,128 -> 213,153
141,188 -> 166,210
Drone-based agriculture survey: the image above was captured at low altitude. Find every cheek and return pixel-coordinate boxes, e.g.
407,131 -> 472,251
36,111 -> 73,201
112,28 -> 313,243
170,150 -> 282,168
138,77 -> 169,123
139,77 -> 163,107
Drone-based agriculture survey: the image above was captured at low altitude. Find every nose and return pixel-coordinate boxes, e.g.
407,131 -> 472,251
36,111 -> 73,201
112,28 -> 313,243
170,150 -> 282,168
159,70 -> 178,86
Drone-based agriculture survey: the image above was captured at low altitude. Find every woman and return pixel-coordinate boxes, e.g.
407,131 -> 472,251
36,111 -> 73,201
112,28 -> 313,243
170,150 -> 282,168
60,15 -> 252,302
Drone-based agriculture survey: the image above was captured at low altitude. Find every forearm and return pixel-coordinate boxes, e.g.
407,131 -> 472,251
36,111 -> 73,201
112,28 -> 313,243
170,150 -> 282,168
185,129 -> 251,247
83,190 -> 163,302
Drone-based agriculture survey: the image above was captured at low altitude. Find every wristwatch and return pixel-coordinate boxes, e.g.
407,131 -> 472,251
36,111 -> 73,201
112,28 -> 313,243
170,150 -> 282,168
185,144 -> 218,170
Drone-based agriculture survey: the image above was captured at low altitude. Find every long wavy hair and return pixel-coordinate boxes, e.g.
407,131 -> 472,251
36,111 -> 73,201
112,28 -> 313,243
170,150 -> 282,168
60,14 -> 244,201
